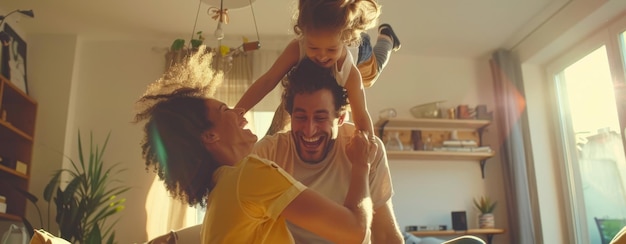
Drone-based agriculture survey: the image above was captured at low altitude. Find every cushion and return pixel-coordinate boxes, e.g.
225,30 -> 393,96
29,229 -> 70,244
611,226 -> 626,244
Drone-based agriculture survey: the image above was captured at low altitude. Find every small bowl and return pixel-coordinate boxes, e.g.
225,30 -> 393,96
410,101 -> 444,118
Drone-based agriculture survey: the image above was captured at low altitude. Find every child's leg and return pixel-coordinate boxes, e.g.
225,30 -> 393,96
373,24 -> 401,72
265,101 -> 291,136
371,35 -> 392,74
356,24 -> 401,87
356,33 -> 379,87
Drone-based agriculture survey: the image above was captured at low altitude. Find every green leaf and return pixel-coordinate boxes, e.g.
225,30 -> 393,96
106,232 -> 115,244
473,196 -> 497,214
191,39 -> 203,49
86,224 -> 102,244
43,171 -> 62,202
62,176 -> 82,203
78,130 -> 85,174
171,39 -> 185,51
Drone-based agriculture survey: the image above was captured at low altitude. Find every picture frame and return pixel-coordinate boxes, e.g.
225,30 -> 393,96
1,23 -> 28,94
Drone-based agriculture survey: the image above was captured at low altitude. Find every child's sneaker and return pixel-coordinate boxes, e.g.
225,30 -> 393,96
379,24 -> 401,51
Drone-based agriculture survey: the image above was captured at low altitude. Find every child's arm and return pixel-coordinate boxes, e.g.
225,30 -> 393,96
235,39 -> 301,111
344,66 -> 375,139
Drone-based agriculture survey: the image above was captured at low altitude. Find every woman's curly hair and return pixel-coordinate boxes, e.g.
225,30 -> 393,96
294,0 -> 381,46
133,46 -> 223,207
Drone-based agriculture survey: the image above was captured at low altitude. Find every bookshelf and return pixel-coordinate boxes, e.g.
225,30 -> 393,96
0,75 -> 37,221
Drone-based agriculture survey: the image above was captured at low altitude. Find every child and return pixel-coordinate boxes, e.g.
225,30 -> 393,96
236,0 -> 401,136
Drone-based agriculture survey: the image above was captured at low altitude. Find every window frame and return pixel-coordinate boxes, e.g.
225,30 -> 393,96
544,12 -> 626,244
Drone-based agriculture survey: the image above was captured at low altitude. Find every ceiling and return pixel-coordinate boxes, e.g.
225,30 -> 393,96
0,0 -> 561,58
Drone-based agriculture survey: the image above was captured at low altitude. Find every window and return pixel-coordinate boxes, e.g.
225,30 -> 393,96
548,16 -> 626,243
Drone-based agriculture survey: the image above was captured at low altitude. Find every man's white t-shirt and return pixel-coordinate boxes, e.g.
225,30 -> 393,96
253,123 -> 394,243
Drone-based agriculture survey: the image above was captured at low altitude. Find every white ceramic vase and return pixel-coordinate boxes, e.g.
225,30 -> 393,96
479,213 -> 495,229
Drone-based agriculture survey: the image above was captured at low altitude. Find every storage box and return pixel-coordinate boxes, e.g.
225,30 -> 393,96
0,195 -> 6,213
15,160 -> 27,175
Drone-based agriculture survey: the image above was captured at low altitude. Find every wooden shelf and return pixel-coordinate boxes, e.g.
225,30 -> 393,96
0,119 -> 33,141
411,228 -> 505,244
410,228 -> 504,236
0,164 -> 29,179
376,117 -> 495,178
375,118 -> 491,131
0,212 -> 22,222
386,150 -> 495,161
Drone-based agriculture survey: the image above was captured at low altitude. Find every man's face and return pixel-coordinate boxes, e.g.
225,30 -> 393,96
290,89 -> 342,163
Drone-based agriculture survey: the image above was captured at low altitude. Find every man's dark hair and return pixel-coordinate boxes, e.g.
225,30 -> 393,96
282,57 -> 348,116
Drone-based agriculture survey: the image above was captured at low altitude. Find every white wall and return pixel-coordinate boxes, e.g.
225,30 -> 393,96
26,37 -> 168,242
67,39 -> 167,242
366,53 -> 510,243
27,33 -> 79,234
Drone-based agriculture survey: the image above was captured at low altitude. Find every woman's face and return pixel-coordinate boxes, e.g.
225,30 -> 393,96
205,99 -> 257,149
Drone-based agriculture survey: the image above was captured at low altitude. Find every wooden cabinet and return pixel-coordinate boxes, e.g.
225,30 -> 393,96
0,75 -> 37,221
375,117 -> 495,178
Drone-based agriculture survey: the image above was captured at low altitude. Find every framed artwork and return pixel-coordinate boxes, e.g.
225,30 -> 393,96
0,23 -> 28,94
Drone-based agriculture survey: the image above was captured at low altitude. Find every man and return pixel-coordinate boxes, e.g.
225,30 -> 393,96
252,57 -> 404,244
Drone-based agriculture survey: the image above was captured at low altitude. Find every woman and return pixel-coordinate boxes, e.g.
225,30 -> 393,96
134,47 -> 375,244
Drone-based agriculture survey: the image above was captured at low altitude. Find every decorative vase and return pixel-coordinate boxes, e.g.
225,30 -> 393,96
385,131 -> 403,151
479,213 -> 495,229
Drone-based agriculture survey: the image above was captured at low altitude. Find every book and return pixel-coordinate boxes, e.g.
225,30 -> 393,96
442,140 -> 478,147
433,146 -> 492,153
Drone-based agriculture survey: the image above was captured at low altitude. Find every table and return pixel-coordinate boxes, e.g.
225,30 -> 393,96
410,228 -> 505,244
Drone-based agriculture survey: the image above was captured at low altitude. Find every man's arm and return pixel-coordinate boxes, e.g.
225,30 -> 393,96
371,200 -> 403,244
365,135 -> 403,244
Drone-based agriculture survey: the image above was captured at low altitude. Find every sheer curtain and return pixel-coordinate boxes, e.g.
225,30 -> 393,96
214,52 -> 254,122
490,49 -> 542,243
249,49 -> 282,112
146,48 -> 255,240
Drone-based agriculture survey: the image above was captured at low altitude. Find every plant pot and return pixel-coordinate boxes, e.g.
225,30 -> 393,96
479,213 -> 495,229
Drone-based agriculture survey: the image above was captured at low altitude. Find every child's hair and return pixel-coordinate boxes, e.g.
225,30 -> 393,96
294,0 -> 381,45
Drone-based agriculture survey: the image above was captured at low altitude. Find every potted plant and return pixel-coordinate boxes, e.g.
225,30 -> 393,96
473,196 -> 497,229
167,31 -> 206,69
43,131 -> 130,244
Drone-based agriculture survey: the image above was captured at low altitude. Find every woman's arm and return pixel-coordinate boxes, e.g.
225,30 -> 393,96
344,66 -> 375,138
235,39 -> 300,111
281,130 -> 375,244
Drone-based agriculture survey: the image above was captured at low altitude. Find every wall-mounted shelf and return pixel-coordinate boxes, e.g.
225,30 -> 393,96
375,118 -> 491,132
376,117 -> 494,178
386,150 -> 495,161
